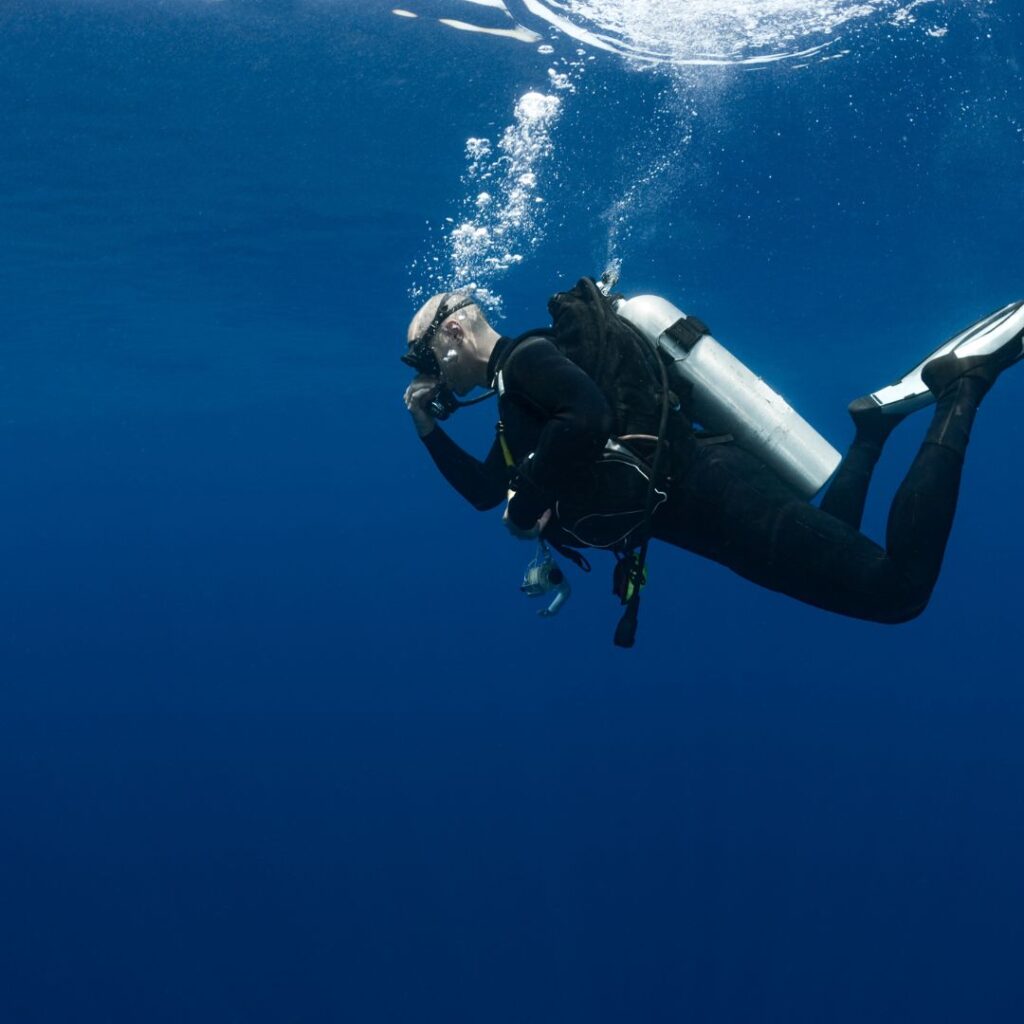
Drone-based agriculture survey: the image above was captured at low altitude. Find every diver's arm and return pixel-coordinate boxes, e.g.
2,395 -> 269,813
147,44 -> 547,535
502,338 -> 612,528
421,428 -> 509,511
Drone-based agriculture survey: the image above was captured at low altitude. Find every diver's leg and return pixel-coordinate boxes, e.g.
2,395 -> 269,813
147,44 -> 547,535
883,333 -> 1023,591
654,444 -> 922,622
818,406 -> 904,530
822,306 -> 1024,532
656,335 -> 1017,623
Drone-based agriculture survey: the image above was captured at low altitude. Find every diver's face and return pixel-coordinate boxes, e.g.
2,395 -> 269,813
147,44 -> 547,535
431,320 -> 474,395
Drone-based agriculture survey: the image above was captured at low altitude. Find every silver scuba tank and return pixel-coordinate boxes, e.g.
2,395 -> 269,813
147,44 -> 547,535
614,294 -> 841,499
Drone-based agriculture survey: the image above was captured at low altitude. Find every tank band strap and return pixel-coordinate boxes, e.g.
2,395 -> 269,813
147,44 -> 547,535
665,316 -> 710,352
694,431 -> 734,447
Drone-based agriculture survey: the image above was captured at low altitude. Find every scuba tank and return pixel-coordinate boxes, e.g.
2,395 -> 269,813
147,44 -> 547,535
614,294 -> 841,499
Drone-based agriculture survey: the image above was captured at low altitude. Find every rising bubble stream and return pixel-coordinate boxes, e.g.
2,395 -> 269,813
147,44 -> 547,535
404,0 -> 962,308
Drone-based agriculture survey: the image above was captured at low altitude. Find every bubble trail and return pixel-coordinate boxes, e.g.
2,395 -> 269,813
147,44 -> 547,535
411,87 -> 567,310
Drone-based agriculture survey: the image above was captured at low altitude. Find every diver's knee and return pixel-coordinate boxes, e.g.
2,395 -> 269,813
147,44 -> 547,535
881,603 -> 927,625
875,589 -> 930,625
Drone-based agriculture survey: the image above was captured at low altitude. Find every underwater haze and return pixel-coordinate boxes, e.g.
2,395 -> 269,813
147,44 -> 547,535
2,0 -> 1024,1020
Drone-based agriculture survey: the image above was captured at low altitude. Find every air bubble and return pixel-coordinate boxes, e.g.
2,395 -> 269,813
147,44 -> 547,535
413,87 -> 565,311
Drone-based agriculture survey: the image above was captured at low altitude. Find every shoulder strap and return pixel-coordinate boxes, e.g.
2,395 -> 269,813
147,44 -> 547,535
493,331 -> 556,402
493,330 -> 553,468
491,330 -> 555,395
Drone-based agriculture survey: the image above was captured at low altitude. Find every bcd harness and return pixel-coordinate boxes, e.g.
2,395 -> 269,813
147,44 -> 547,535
491,277 -> 712,647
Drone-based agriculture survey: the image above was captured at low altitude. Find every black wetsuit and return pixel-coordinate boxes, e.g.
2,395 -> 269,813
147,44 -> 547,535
421,334 -> 989,623
422,335 -> 611,524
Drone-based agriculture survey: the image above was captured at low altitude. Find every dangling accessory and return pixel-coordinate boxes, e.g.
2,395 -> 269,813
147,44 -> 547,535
612,324 -> 672,648
612,552 -> 648,605
521,541 -> 572,617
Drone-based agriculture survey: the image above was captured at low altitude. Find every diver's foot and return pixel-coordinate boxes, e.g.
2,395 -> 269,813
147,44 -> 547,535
921,329 -> 1024,399
847,395 -> 907,447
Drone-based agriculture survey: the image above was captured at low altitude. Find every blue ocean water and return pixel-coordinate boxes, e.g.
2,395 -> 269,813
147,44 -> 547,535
1,0 -> 1023,1020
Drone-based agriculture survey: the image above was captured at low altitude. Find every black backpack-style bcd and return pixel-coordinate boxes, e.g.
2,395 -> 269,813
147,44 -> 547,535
544,276 -> 694,445
522,276 -> 698,647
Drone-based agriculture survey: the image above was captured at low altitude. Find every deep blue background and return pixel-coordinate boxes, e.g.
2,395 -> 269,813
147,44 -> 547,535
1,1 -> 1023,1020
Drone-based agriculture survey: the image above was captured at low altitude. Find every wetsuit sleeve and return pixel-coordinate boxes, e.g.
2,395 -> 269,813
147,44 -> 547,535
421,426 -> 509,511
503,338 -> 611,528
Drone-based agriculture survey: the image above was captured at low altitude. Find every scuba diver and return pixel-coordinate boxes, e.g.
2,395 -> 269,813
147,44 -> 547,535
402,277 -> 1024,646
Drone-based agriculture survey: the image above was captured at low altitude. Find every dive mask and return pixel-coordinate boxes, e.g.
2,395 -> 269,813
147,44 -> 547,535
401,293 -> 476,377
401,293 -> 495,420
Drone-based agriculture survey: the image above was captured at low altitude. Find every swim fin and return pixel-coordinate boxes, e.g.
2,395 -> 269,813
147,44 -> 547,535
848,300 -> 1024,428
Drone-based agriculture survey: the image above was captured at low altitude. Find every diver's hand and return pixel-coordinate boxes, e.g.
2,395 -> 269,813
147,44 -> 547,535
503,490 -> 552,540
404,375 -> 438,438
